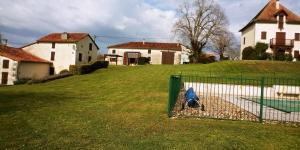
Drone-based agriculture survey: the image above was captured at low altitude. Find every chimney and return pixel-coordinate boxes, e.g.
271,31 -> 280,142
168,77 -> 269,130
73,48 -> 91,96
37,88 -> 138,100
61,32 -> 68,40
276,0 -> 280,9
142,39 -> 145,45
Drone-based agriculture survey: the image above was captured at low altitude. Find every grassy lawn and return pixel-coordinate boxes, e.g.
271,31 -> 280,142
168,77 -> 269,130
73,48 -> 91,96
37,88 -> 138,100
0,61 -> 300,149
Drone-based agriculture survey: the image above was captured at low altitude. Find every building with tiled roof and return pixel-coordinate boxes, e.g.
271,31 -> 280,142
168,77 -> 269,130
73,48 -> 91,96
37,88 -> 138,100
0,45 -> 51,85
240,0 -> 300,60
107,42 -> 190,65
22,32 -> 99,74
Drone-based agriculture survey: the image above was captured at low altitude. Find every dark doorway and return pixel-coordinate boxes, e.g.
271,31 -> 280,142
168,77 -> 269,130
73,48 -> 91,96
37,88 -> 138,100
123,52 -> 140,65
162,52 -> 175,64
49,67 -> 55,75
1,72 -> 8,85
129,58 -> 137,64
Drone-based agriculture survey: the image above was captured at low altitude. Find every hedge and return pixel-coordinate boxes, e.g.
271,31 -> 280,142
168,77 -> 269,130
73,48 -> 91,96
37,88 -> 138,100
70,61 -> 109,75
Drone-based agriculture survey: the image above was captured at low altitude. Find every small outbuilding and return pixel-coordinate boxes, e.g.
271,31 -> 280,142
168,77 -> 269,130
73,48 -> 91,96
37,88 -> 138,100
0,45 -> 51,85
107,42 -> 190,65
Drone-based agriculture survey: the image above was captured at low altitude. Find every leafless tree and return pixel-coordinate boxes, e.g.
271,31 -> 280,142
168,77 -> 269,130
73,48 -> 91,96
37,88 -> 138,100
174,0 -> 228,63
211,30 -> 235,60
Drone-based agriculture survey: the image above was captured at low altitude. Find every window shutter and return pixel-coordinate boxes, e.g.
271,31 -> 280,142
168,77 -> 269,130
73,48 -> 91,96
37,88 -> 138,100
2,60 -> 9,69
295,33 -> 300,41
261,32 -> 267,40
51,52 -> 55,61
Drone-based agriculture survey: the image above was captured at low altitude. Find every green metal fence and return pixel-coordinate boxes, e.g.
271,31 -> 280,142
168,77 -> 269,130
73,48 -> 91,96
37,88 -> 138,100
168,75 -> 182,117
168,74 -> 300,123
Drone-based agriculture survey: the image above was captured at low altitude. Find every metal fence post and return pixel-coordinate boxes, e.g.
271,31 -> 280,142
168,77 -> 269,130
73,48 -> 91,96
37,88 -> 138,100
168,75 -> 182,118
168,75 -> 174,118
259,77 -> 265,123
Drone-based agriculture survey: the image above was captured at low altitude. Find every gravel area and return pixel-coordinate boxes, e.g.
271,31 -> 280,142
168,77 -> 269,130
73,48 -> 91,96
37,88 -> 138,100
173,88 -> 259,121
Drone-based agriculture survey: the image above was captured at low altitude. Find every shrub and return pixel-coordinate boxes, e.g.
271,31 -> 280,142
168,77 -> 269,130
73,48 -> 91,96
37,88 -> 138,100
242,46 -> 257,60
266,53 -> 273,60
274,52 -> 285,61
91,61 -> 109,69
14,78 -> 31,85
27,73 -> 73,84
59,69 -> 70,75
198,54 -> 216,64
138,57 -> 150,65
285,53 -> 293,61
69,61 -> 109,75
255,42 -> 268,60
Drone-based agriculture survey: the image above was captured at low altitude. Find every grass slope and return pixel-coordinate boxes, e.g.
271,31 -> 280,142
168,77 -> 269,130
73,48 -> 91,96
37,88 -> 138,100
0,61 -> 300,149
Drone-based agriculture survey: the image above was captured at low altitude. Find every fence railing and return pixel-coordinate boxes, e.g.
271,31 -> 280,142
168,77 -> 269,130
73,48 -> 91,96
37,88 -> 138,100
168,75 -> 300,123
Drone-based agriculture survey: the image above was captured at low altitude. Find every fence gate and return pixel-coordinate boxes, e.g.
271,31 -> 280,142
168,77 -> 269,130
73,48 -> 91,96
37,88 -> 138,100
168,75 -> 300,124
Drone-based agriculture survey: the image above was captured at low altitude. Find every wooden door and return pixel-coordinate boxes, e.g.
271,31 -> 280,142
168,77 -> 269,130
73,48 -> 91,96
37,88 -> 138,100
276,32 -> 286,45
123,52 -> 128,65
1,72 -> 8,85
162,52 -> 175,65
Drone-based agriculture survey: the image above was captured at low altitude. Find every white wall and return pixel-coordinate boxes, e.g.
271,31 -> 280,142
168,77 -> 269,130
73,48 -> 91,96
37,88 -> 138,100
241,14 -> 300,60
23,35 -> 99,74
240,24 -> 256,59
0,56 -> 17,85
18,62 -> 50,80
181,45 -> 191,64
75,36 -> 99,65
23,43 -> 76,74
255,22 -> 300,56
107,48 -> 182,65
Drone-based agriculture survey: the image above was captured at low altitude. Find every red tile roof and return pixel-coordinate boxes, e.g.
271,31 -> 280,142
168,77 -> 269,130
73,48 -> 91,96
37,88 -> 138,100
107,42 -> 182,51
37,33 -> 89,43
240,0 -> 300,32
0,45 -> 50,63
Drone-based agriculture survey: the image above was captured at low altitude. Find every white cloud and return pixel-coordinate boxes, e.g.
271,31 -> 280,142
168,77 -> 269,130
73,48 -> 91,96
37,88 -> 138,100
0,0 -> 299,51
0,0 -> 177,49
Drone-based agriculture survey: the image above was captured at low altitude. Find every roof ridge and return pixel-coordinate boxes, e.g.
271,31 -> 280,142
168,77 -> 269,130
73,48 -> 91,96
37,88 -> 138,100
240,0 -> 300,32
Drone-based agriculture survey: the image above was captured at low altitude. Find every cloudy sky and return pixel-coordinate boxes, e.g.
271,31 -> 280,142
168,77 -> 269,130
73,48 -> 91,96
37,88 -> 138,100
0,0 -> 299,53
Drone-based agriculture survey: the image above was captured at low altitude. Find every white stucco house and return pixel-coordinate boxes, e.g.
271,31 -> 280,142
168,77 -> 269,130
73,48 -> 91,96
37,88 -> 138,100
0,45 -> 51,85
22,32 -> 99,74
106,42 -> 190,65
240,0 -> 300,60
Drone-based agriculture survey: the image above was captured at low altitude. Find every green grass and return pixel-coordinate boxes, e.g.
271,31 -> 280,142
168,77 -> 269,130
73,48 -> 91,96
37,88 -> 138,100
0,61 -> 300,149
250,98 -> 300,113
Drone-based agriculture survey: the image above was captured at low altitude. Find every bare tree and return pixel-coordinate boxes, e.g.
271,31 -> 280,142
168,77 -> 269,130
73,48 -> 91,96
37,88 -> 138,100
174,0 -> 228,63
211,30 -> 234,60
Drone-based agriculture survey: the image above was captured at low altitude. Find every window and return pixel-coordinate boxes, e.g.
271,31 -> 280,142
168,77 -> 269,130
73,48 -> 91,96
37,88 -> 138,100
295,33 -> 300,41
50,52 -> 55,61
89,43 -> 92,51
279,15 -> 284,29
148,49 -> 151,54
2,60 -> 9,69
261,32 -> 267,40
52,42 -> 55,49
243,37 -> 246,45
88,56 -> 92,62
79,53 -> 82,62
112,50 -> 116,54
294,50 -> 299,58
